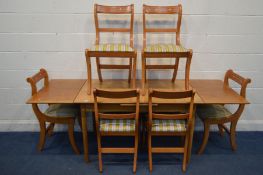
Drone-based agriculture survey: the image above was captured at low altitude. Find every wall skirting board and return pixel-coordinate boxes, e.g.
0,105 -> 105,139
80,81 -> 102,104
0,119 -> 262,132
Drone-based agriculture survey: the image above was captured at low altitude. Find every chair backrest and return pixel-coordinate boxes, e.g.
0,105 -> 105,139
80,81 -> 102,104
143,4 -> 182,49
93,89 -> 140,121
224,69 -> 251,98
26,68 -> 49,95
148,89 -> 195,127
94,4 -> 134,48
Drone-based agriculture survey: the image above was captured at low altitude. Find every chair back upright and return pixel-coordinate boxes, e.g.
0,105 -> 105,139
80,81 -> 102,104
143,4 -> 182,49
94,4 -> 134,48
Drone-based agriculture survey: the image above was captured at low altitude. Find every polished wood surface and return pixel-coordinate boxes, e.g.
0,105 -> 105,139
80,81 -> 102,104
74,79 -> 202,104
190,80 -> 249,104
27,79 -> 86,104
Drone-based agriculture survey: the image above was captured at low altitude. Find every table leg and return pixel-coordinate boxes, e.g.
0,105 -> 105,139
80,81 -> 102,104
133,52 -> 137,89
187,105 -> 196,163
81,104 -> 89,162
141,52 -> 146,95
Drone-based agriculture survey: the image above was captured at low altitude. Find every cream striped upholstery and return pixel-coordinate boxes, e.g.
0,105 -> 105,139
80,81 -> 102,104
100,119 -> 135,132
197,104 -> 232,119
90,43 -> 133,52
151,119 -> 186,132
144,44 -> 189,52
44,104 -> 79,118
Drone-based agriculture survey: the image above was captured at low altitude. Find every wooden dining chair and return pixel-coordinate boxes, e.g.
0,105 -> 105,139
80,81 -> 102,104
93,89 -> 140,173
142,4 -> 193,95
85,4 -> 137,94
26,68 -> 80,154
148,89 -> 195,172
197,69 -> 251,154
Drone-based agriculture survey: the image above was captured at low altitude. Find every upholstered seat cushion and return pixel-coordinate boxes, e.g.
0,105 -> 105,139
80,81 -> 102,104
151,119 -> 186,132
144,44 -> 189,52
44,104 -> 79,118
197,104 -> 232,120
100,119 -> 135,132
90,43 -> 133,52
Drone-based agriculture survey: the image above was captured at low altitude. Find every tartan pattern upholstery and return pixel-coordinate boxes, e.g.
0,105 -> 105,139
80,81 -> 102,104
151,119 -> 186,132
100,119 -> 135,132
44,104 -> 79,118
144,44 -> 189,52
90,43 -> 133,52
197,104 -> 232,120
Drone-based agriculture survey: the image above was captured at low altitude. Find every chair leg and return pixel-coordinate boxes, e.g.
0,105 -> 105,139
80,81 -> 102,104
47,123 -> 55,137
96,57 -> 103,82
230,120 -> 238,151
133,131 -> 139,173
198,121 -> 210,155
172,57 -> 179,82
128,57 -> 132,84
148,133 -> 153,172
183,133 -> 189,172
218,124 -> 224,137
77,115 -> 82,131
97,136 -> 103,172
38,121 -> 46,151
68,121 -> 80,154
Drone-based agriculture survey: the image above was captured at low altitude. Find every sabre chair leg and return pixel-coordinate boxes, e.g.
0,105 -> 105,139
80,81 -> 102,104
218,124 -> 224,137
230,120 -> 238,151
38,121 -> 46,151
198,121 -> 210,155
47,123 -> 55,137
68,120 -> 80,154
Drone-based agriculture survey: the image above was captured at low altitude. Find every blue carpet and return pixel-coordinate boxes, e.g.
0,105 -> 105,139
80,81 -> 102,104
0,132 -> 263,175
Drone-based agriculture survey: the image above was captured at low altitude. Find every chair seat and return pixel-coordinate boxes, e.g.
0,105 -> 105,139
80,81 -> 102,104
100,119 -> 135,132
90,43 -> 134,52
44,104 -> 79,118
144,44 -> 189,53
152,119 -> 186,132
197,104 -> 232,120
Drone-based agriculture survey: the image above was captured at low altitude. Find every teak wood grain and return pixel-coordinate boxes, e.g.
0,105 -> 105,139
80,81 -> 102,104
27,79 -> 86,104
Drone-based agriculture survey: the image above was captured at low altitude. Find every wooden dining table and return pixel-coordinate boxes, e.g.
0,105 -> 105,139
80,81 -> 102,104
26,79 -> 249,164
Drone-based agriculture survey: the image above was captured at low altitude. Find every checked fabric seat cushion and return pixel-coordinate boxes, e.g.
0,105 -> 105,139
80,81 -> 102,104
100,119 -> 135,132
144,44 -> 189,53
151,119 -> 186,132
90,43 -> 134,52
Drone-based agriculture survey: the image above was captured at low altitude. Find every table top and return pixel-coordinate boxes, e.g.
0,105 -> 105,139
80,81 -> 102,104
26,79 -> 249,105
190,80 -> 249,104
74,79 -> 203,104
26,79 -> 86,104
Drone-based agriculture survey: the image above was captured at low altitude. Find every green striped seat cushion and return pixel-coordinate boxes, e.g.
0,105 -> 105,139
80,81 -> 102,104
90,44 -> 133,52
44,104 -> 79,118
152,119 -> 186,132
144,44 -> 189,52
197,104 -> 232,120
100,119 -> 135,132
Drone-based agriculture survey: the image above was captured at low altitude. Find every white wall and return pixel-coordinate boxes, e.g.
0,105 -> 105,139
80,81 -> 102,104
0,0 -> 262,131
